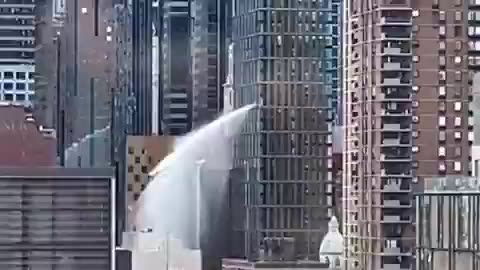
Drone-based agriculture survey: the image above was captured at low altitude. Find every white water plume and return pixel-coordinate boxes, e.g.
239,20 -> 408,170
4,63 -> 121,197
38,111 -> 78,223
132,104 -> 255,252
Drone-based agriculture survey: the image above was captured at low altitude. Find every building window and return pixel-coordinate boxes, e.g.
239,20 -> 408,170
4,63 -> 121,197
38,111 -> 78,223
3,83 -> 13,90
455,26 -> 462,37
454,101 -> 462,111
4,72 -> 13,79
439,71 -> 446,81
439,101 -> 446,112
439,116 -> 446,127
439,11 -> 446,21
454,161 -> 462,172
455,11 -> 462,22
455,56 -> 462,64
439,162 -> 446,171
455,71 -> 462,81
439,26 -> 446,36
455,41 -> 462,51
16,72 -> 25,80
455,117 -> 462,127
16,83 -> 25,90
439,131 -> 446,141
439,56 -> 446,66
439,86 -> 446,97
438,146 -> 446,157
439,41 -> 446,50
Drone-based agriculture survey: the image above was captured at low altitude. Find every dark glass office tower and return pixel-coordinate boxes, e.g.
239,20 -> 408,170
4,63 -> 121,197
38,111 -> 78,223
190,0 -> 229,127
331,0 -> 342,124
231,0 -> 337,261
131,0 -> 153,135
110,0 -> 155,244
161,0 -> 192,135
112,0 -> 154,136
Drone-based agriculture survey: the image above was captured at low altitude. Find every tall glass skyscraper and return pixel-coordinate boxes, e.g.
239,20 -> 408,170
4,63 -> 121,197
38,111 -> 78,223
161,0 -> 192,135
190,0 -> 229,127
230,0 -> 339,261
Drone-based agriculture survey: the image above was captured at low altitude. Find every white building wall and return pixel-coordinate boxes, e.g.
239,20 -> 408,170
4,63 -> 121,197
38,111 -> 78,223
223,43 -> 234,114
0,65 -> 35,103
152,34 -> 160,134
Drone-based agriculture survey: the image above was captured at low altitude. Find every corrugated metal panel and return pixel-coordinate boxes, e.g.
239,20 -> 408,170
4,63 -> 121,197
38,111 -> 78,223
0,168 -> 113,270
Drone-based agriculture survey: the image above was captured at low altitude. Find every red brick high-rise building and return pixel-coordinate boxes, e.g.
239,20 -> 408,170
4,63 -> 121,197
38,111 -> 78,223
0,103 -> 56,166
343,0 -> 473,269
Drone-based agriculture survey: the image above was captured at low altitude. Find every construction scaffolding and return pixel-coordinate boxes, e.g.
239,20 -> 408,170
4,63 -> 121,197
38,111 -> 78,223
416,176 -> 480,270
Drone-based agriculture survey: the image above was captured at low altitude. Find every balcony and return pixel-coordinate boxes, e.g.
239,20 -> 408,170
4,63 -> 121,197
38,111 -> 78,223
381,31 -> 411,40
381,123 -> 411,131
382,62 -> 400,70
380,137 -> 411,147
380,78 -> 411,86
381,214 -> 411,223
380,168 -> 411,177
377,93 -> 411,101
379,0 -> 411,9
382,138 -> 399,146
380,152 -> 412,162
382,197 -> 412,208
382,182 -> 411,193
382,46 -> 411,55
380,17 -> 412,25
383,247 -> 411,256
381,62 -> 411,70
380,109 -> 411,117
380,153 -> 411,162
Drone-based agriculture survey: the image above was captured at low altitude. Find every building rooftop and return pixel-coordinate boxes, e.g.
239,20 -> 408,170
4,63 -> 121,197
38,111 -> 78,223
0,102 -> 56,166
222,258 -> 336,270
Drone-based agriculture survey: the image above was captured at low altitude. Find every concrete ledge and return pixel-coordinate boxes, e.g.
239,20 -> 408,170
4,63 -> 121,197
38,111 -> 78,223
0,167 -> 115,179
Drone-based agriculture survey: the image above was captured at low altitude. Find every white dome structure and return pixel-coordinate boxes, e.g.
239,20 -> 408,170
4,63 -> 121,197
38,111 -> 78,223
319,216 -> 344,267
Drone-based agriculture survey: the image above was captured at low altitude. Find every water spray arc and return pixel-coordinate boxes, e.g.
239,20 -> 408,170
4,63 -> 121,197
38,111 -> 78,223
128,104 -> 256,270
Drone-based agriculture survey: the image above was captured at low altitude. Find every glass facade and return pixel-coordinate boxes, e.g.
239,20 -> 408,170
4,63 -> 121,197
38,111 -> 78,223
231,0 -> 338,260
0,1 -> 35,103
